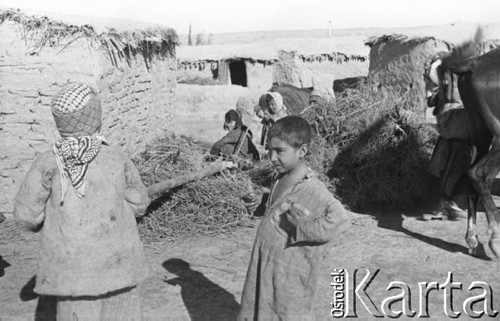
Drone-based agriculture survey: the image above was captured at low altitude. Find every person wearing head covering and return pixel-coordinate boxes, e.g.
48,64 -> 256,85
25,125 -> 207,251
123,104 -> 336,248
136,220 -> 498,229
254,92 -> 289,147
209,109 -> 260,161
425,57 -> 469,220
13,83 -> 150,320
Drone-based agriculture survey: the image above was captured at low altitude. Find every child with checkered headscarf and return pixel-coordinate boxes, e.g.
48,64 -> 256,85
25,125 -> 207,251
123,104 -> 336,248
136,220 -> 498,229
14,83 -> 150,320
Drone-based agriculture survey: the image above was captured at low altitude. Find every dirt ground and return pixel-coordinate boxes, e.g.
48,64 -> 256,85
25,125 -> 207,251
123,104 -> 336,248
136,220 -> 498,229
1,207 -> 500,321
3,79 -> 500,321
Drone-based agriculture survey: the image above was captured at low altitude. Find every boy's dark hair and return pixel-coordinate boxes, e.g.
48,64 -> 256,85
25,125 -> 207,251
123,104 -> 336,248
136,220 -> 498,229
268,115 -> 311,148
224,109 -> 242,130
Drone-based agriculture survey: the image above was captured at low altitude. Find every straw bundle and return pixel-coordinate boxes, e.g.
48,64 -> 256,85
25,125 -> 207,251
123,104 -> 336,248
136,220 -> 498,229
303,79 -> 437,210
138,173 -> 256,242
134,133 -> 205,187
245,158 -> 276,188
134,134 -> 258,243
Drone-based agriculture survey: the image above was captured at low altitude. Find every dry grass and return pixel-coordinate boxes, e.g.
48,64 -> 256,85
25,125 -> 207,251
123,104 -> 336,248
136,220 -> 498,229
138,173 -> 256,243
303,79 -> 438,210
134,133 -> 205,186
133,133 -> 338,243
134,134 -> 259,243
0,8 -> 178,65
135,76 -> 440,242
245,158 -> 276,188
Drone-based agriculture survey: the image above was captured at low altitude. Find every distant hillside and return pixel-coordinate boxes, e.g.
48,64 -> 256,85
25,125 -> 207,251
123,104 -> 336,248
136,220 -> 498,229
180,21 -> 500,47
177,21 -> 500,61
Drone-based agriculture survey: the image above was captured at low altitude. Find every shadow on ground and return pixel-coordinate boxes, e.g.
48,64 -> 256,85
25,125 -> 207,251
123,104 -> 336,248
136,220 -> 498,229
20,275 -> 57,321
354,208 -> 491,262
163,258 -> 240,321
0,255 -> 10,277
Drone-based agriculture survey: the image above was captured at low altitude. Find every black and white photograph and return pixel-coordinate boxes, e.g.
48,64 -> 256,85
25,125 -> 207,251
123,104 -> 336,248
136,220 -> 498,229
1,0 -> 500,320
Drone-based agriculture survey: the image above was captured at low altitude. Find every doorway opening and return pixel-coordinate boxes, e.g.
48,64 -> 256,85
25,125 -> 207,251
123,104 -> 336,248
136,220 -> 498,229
229,61 -> 247,87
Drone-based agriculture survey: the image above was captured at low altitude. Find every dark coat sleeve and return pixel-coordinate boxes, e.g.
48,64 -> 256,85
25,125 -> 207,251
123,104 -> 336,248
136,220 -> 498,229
209,128 -> 243,155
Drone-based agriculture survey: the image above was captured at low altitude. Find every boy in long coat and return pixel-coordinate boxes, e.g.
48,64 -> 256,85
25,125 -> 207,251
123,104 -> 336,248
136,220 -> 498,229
239,115 -> 351,320
14,83 -> 150,320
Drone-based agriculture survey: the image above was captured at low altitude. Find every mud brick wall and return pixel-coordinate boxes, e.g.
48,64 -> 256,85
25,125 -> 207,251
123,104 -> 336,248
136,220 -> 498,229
99,59 -> 176,156
245,62 -> 274,94
300,59 -> 369,83
0,21 -> 176,214
367,38 -> 451,116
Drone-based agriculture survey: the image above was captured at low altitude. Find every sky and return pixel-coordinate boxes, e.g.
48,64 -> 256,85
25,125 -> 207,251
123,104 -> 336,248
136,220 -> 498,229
1,0 -> 500,34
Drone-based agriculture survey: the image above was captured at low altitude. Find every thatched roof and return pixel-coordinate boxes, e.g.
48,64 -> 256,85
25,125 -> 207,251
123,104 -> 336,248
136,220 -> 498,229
178,51 -> 367,71
365,32 -> 500,59
298,52 -> 367,64
178,57 -> 276,70
365,31 -> 500,53
0,8 -> 179,68
364,34 -> 452,48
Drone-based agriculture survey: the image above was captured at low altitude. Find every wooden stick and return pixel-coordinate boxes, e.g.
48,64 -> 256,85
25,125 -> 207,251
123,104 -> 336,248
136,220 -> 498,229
233,127 -> 250,156
147,161 -> 234,197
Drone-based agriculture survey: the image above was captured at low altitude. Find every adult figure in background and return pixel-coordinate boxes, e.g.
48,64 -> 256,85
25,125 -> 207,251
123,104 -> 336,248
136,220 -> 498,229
426,58 -> 469,220
254,92 -> 289,147
209,109 -> 260,161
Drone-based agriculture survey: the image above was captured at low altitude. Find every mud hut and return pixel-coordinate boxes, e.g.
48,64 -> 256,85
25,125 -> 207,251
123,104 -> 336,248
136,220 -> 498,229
179,57 -> 276,91
0,8 -> 179,214
177,44 -> 368,96
272,50 -> 367,98
365,34 -> 453,117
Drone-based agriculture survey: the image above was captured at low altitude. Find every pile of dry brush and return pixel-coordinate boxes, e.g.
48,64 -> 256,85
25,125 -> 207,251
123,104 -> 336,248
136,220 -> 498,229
134,134 -> 275,243
302,79 -> 438,210
135,79 -> 439,242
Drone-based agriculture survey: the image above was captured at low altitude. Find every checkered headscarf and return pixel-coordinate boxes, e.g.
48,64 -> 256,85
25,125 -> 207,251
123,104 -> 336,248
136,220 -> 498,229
51,83 -> 106,201
53,135 -> 103,200
51,83 -> 102,137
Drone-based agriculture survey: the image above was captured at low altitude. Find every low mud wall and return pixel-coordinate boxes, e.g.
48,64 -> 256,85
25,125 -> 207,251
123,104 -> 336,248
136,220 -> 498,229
0,21 -> 176,214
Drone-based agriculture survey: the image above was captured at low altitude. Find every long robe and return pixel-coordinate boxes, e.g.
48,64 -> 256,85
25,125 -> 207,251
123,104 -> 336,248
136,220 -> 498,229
239,171 -> 351,320
429,103 -> 472,198
13,145 -> 150,296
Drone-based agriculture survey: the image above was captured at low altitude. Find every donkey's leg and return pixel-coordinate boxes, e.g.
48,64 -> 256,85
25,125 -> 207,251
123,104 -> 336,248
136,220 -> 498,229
466,145 -> 479,255
468,149 -> 500,258
466,187 -> 479,255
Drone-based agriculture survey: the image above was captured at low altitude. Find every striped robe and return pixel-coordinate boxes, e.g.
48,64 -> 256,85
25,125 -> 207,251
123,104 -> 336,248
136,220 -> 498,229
239,171 -> 351,321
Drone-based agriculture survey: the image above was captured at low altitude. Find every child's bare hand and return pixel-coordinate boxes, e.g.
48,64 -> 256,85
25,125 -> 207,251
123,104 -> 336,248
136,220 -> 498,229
242,193 -> 260,215
244,202 -> 259,214
286,203 -> 309,226
223,161 -> 237,170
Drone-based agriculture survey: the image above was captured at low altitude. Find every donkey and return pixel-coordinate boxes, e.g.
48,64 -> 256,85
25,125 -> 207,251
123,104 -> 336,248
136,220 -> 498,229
430,28 -> 500,257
